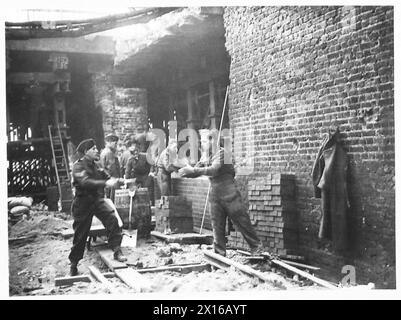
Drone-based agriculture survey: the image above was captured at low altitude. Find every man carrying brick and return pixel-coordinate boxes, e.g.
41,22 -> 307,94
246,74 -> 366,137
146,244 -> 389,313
178,134 -> 264,257
69,138 -> 127,276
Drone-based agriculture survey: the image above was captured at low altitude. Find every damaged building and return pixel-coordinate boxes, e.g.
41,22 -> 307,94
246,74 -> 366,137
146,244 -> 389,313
6,6 -> 395,289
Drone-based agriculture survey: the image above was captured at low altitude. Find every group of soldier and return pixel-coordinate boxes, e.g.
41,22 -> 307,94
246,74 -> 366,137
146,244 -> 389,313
68,131 -> 264,276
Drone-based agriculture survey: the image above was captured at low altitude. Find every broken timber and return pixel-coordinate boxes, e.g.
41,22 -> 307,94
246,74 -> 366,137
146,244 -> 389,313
203,250 -> 283,287
237,250 -> 320,271
134,263 -> 211,274
9,234 -> 37,245
151,231 -> 213,245
271,259 -> 338,289
279,259 -> 320,271
88,266 -> 117,294
55,275 -> 92,286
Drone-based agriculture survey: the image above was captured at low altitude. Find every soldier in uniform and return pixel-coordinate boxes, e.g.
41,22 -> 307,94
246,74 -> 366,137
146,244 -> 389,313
68,138 -> 127,276
178,134 -> 263,257
99,134 -> 121,201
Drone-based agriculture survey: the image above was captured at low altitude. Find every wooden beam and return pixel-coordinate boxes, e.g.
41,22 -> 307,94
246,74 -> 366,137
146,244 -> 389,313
236,250 -> 319,271
55,275 -> 91,286
203,250 -> 285,288
7,72 -> 70,85
134,263 -> 211,274
150,231 -> 213,244
6,8 -> 161,27
279,259 -> 320,271
271,259 -> 338,289
95,248 -> 128,271
88,266 -> 117,294
114,268 -> 152,293
9,234 -> 37,245
6,8 -> 178,40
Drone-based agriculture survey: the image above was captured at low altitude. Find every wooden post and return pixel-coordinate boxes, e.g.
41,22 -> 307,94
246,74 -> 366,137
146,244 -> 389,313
209,81 -> 217,129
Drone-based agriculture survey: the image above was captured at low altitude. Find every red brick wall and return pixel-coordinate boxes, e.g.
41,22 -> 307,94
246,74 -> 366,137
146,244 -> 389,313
224,6 -> 394,288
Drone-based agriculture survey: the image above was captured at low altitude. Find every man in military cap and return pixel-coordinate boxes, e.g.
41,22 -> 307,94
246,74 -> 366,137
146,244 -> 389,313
68,138 -> 127,276
100,134 -> 121,201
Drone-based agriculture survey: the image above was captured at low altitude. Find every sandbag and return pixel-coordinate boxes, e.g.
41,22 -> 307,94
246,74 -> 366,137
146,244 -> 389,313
10,205 -> 30,216
8,197 -> 33,209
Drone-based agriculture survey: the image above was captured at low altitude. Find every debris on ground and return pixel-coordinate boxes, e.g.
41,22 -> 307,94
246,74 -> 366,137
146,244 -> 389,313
9,209 -> 370,296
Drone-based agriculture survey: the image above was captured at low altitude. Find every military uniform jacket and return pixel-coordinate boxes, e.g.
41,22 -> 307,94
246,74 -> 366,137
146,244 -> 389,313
72,156 -> 110,199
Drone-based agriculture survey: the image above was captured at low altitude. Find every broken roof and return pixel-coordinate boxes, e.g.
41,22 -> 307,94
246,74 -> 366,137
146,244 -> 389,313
89,7 -> 225,73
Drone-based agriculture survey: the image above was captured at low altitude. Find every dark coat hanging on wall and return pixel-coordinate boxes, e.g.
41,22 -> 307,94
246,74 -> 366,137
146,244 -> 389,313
312,130 -> 350,252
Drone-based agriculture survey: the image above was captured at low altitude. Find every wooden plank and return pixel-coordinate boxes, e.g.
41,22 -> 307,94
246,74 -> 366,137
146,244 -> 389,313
9,234 -> 37,244
114,268 -> 152,293
103,272 -> 116,279
151,231 -> 213,244
135,263 -> 211,274
204,251 -> 282,287
279,254 -> 306,262
8,72 -> 70,85
271,259 -> 337,289
88,266 -> 117,294
279,259 -> 320,271
55,275 -> 91,286
237,250 -> 320,271
95,248 -> 128,271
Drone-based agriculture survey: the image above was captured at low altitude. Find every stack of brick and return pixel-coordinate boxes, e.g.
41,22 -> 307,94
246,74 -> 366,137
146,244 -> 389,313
228,173 -> 298,256
172,177 -> 211,231
155,196 -> 194,234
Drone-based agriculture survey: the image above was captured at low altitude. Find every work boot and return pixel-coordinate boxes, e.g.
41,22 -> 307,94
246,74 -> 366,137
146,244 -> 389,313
70,263 -> 78,276
113,248 -> 127,262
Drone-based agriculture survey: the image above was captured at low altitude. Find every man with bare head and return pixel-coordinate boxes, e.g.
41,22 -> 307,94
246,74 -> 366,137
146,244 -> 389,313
179,132 -> 263,257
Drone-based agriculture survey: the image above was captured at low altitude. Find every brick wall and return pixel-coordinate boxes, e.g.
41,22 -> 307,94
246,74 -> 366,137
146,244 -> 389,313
114,88 -> 148,138
172,177 -> 212,231
92,73 -> 148,146
224,6 -> 394,288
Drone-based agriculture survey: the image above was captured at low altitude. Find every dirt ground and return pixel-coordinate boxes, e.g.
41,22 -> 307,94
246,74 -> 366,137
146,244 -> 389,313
8,207 -> 318,297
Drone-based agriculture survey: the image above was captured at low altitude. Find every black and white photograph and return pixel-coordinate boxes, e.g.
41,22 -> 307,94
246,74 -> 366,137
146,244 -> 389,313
1,0 -> 398,301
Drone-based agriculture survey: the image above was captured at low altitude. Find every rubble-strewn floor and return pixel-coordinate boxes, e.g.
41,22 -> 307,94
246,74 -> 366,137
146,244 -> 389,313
8,209 -> 318,297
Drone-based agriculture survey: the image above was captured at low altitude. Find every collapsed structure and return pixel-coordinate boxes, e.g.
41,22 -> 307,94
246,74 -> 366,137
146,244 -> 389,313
6,6 -> 395,288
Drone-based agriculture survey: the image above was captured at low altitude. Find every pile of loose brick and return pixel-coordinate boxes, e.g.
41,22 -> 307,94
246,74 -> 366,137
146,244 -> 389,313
228,173 -> 298,256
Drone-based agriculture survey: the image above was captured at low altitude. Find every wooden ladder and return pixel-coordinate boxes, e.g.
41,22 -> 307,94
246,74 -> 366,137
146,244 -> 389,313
48,125 -> 71,206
